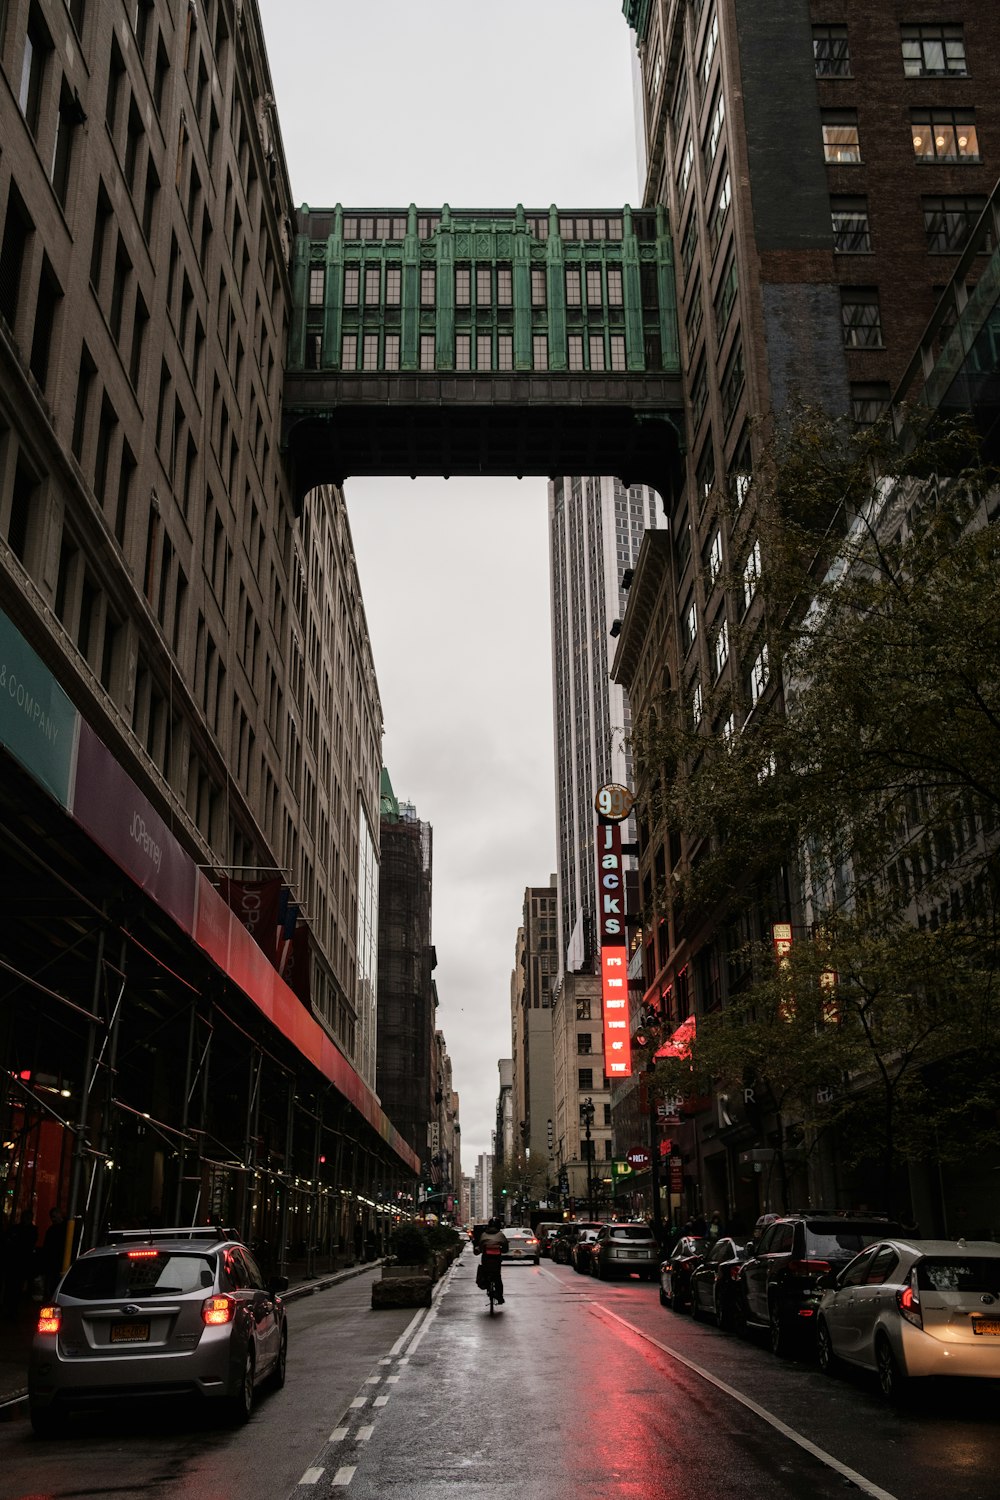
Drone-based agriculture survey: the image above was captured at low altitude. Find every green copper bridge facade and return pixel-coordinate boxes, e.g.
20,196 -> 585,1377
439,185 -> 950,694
282,204 -> 685,506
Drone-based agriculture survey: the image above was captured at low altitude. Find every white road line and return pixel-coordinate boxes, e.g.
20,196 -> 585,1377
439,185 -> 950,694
299,1467 -> 324,1485
397,1356 -> 409,1365
329,1427 -> 349,1442
365,1375 -> 381,1384
390,1305 -> 429,1356
379,1357 -> 392,1365
385,1374 -> 400,1383
357,1424 -> 375,1441
592,1306 -> 903,1500
373,1394 -> 389,1407
331,1466 -> 357,1487
349,1396 -> 367,1409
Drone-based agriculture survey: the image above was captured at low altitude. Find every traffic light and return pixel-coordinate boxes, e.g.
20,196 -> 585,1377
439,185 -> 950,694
500,1187 -> 508,1196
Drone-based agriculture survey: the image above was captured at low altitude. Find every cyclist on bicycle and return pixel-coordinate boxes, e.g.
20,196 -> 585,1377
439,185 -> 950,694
478,1217 -> 509,1304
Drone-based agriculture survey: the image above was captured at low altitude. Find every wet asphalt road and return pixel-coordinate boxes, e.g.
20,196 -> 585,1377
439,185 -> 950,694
2,1249 -> 1000,1499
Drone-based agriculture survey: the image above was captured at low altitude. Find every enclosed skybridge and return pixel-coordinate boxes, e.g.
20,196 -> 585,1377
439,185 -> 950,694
283,204 -> 685,507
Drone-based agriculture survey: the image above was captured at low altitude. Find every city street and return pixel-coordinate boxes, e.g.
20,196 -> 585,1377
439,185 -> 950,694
2,1249 -> 999,1500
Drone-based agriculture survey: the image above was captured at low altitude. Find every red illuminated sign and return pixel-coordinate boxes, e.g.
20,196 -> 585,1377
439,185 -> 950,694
597,819 -> 631,1078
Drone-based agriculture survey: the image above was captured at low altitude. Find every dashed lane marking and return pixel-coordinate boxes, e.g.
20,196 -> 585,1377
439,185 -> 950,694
329,1426 -> 349,1442
373,1394 -> 389,1407
332,1467 -> 357,1487
592,1305 -> 903,1500
349,1396 -> 367,1409
357,1425 -> 374,1441
299,1468 -> 324,1485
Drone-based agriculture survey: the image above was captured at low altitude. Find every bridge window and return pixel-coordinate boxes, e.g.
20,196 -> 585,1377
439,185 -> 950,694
568,335 -> 584,370
532,334 -> 548,370
420,268 -> 435,306
566,268 -> 581,306
384,334 -> 400,370
362,334 -> 379,369
456,334 -> 471,369
531,268 -> 547,307
420,334 -> 435,369
498,335 -> 513,370
497,266 -> 512,305
386,266 -> 401,304
365,266 -> 380,304
456,266 -> 471,305
610,335 -> 626,371
308,267 -> 325,305
589,335 -> 605,371
477,334 -> 492,369
341,334 -> 357,369
477,267 -> 492,305
344,267 -> 360,304
586,268 -> 603,306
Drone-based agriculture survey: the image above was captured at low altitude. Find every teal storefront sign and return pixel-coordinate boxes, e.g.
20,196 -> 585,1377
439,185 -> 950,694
0,608 -> 78,807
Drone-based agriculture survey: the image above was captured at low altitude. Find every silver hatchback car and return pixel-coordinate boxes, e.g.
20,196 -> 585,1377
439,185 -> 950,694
29,1226 -> 288,1435
816,1237 -> 1000,1399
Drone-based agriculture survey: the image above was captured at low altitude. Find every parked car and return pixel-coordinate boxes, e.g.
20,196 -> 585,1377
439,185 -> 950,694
28,1225 -> 288,1436
502,1228 -> 540,1264
592,1223 -> 660,1281
550,1221 -> 603,1266
571,1228 -> 601,1275
738,1211 -> 906,1356
816,1238 -> 1000,1400
534,1222 -> 566,1259
689,1236 -> 750,1328
659,1235 -> 708,1310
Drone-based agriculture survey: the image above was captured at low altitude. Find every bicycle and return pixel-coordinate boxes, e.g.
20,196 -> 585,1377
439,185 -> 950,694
481,1250 -> 504,1314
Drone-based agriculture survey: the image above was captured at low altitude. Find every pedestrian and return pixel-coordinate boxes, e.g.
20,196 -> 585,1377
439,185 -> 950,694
706,1210 -> 725,1244
2,1210 -> 37,1319
41,1208 -> 67,1299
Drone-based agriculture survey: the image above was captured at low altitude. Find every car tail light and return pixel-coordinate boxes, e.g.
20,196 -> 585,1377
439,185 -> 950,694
37,1306 -> 61,1336
526,1238 -> 538,1246
896,1274 -> 923,1330
127,1248 -> 160,1259
786,1259 -> 831,1277
202,1295 -> 235,1326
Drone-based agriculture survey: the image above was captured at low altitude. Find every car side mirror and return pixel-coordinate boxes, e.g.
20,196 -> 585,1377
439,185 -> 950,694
744,1241 -> 755,1257
814,1271 -> 837,1291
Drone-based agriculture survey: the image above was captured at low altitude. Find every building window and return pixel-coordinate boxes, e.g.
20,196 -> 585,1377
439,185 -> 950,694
51,81 -> 81,208
704,86 -> 725,173
831,196 -> 871,252
419,334 -> 435,370
609,334 -> 626,370
586,267 -> 603,306
498,334 -> 513,370
455,266 -> 470,306
533,334 -> 548,370
722,712 -> 736,746
384,334 -> 400,370
749,644 -> 769,705
19,5 -> 52,139
420,268 -> 435,306
742,537 -> 761,613
477,333 -> 492,369
385,265 -> 401,305
576,996 -> 591,1020
714,251 -> 738,336
678,134 -> 694,199
841,287 -> 882,348
720,334 -> 744,424
568,334 -> 584,370
690,356 -> 708,430
578,1068 -> 594,1090
0,185 -> 34,332
531,267 -> 547,307
340,334 -> 357,369
697,441 -> 716,506
923,195 -> 989,252
362,334 -> 379,370
713,616 -> 729,678
455,333 -> 471,370
344,267 -> 359,305
692,679 -> 704,728
589,334 -> 605,371
901,23 -> 967,78
566,267 -> 582,306
686,280 -> 704,345
850,381 -> 890,425
578,1033 -> 592,1054
497,266 -> 512,305
911,110 -> 979,162
813,24 -> 851,77
305,334 -> 321,369
308,266 -> 325,305
681,212 -> 699,275
710,169 -> 732,253
477,266 -> 492,306
700,12 -> 719,93
822,111 -> 861,163
707,529 -> 723,586
682,596 -> 698,653
364,266 -> 380,305
607,267 -> 623,306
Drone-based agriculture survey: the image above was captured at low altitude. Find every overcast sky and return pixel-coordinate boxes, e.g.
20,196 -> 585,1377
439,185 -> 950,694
257,0 -> 642,1174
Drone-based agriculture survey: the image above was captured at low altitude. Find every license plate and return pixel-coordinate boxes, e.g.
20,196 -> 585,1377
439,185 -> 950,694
110,1321 -> 150,1343
972,1319 -> 1000,1336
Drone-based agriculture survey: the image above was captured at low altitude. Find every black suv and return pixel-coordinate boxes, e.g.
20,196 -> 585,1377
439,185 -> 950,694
737,1212 -> 905,1356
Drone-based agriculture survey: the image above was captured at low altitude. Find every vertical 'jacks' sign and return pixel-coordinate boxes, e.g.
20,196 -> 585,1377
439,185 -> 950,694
597,815 -> 632,1079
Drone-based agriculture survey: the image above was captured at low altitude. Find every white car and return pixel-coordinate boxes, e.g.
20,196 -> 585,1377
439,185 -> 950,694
502,1228 -> 540,1264
816,1237 -> 1000,1399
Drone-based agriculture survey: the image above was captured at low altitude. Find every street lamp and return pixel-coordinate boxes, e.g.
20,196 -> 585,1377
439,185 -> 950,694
581,1096 -> 595,1219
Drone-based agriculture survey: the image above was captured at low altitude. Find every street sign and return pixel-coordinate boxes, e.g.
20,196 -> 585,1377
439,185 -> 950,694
625,1146 -> 650,1169
668,1160 -> 683,1193
594,783 -> 634,822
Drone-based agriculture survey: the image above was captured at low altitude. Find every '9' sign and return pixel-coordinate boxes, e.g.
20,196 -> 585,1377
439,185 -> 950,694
594,783 -> 634,823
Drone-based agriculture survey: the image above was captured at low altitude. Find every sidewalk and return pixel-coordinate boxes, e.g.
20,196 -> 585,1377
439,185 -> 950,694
0,1261 -> 378,1407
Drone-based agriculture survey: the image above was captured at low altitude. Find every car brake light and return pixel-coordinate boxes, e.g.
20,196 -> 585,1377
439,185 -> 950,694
786,1259 -> 831,1277
897,1280 -> 923,1329
127,1248 -> 160,1259
37,1306 -> 61,1336
202,1295 -> 235,1326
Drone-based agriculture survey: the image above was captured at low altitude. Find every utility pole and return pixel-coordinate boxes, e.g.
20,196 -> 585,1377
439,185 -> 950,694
582,1097 -> 595,1219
